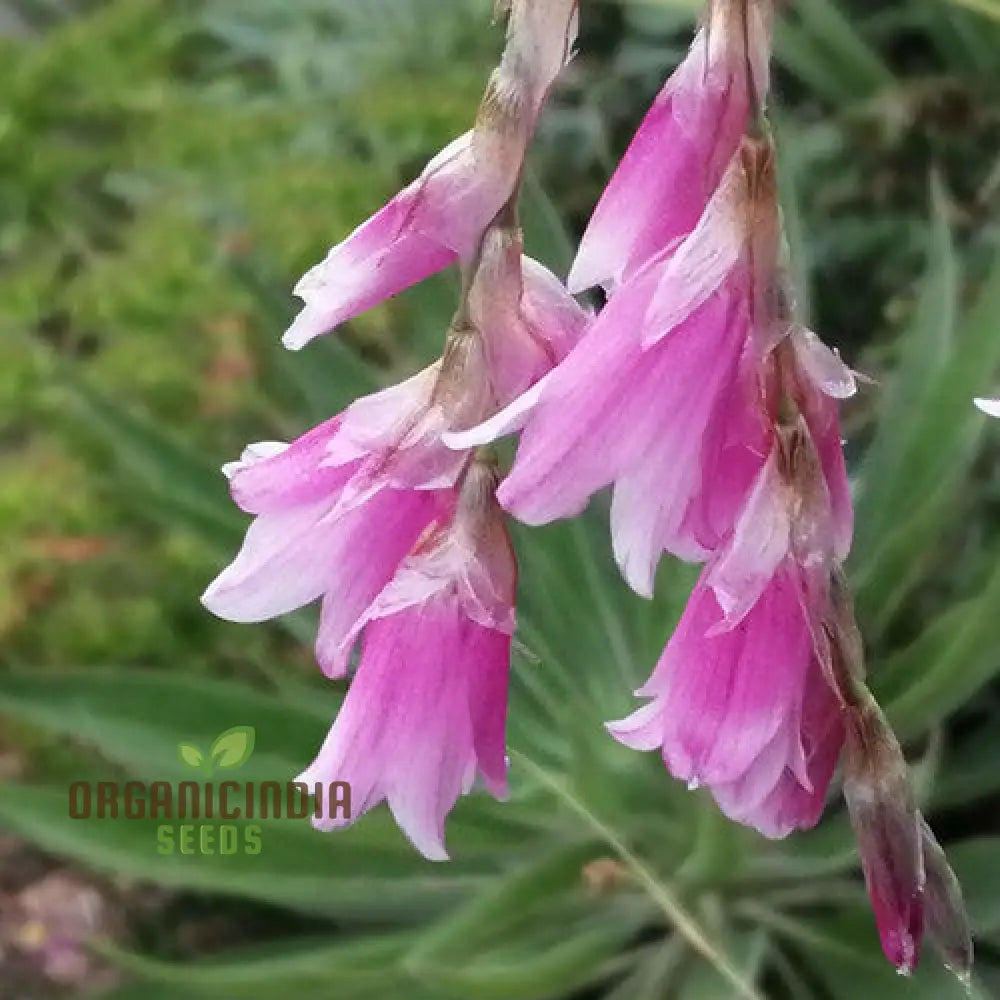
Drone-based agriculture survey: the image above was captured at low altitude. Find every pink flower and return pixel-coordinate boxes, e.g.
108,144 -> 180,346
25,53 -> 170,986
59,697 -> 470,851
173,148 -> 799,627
201,419 -> 454,678
283,0 -> 579,349
608,565 -> 844,838
297,460 -> 516,860
201,355 -> 481,677
569,0 -> 773,293
705,349 -> 854,629
449,143 -> 779,596
205,233 -> 582,673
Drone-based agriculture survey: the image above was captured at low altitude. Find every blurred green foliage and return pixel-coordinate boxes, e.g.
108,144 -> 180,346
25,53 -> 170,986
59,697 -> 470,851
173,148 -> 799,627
2,0 -> 1000,997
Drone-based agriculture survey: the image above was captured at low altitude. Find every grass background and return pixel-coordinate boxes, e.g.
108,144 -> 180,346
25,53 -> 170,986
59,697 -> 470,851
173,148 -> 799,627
2,0 -> 1000,997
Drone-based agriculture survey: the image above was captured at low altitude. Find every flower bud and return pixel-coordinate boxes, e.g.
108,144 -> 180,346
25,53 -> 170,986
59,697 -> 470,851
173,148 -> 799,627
842,696 -> 925,974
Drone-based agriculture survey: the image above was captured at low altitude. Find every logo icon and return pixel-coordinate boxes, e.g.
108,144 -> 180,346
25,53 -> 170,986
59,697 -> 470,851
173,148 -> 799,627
178,726 -> 256,776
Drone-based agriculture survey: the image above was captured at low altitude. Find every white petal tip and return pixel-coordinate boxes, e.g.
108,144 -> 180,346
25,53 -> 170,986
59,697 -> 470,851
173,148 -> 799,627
974,397 -> 1000,418
441,425 -> 498,451
413,840 -> 450,862
281,329 -> 310,351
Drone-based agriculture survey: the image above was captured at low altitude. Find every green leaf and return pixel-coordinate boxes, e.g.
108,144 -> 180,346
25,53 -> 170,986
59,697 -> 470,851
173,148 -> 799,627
0,781 -> 489,919
854,244 -> 1000,629
62,377 -> 243,547
800,914 -> 994,999
945,838 -> 1000,935
210,724 -> 256,769
878,556 -> 1000,739
775,0 -> 893,103
100,933 -> 420,999
933,725 -> 1000,809
179,742 -> 206,769
677,929 -> 768,999
0,669 -> 327,783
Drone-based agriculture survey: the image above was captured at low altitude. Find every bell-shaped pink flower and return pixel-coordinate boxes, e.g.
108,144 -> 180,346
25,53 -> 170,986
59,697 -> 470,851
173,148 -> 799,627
202,340 -> 485,677
297,460 -> 516,860
608,565 -> 844,838
205,235 -> 582,673
569,0 -> 773,293
283,0 -> 579,349
448,142 -> 778,596
201,419 -> 454,678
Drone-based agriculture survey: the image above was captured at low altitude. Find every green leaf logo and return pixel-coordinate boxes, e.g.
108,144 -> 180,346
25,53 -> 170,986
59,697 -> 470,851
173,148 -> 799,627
209,725 -> 256,770
178,743 -> 205,769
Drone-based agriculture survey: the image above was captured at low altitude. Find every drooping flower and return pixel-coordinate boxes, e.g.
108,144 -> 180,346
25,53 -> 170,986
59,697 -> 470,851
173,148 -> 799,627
608,565 -> 844,838
569,0 -> 774,293
283,0 -> 579,349
448,140 -> 782,596
607,325 -> 854,836
297,459 -> 516,860
204,228 -> 584,676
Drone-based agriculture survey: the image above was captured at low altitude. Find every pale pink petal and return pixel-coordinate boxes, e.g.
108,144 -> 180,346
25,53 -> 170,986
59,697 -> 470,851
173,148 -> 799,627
467,229 -> 591,407
705,446 -> 791,628
327,365 -> 441,465
500,272 -> 749,584
201,498 -> 338,622
313,488 -> 450,678
497,269 -> 661,525
441,373 -> 550,451
222,441 -> 287,480
468,230 -> 553,406
609,566 -> 825,797
226,419 -> 353,515
283,0 -> 580,349
330,359 -> 487,511
712,658 -> 844,838
520,257 -> 592,362
642,156 -> 748,346
298,603 -> 510,860
468,627 -> 513,797
352,466 -> 517,639
569,26 -> 750,293
283,134 -> 519,349
686,349 -> 771,553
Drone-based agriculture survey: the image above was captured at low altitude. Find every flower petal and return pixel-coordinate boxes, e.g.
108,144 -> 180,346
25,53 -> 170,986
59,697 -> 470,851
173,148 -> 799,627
201,498 -> 337,622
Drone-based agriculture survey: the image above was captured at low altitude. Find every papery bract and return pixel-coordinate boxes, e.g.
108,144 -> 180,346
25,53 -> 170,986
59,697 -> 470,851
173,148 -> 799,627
468,225 -> 592,402
842,700 -> 926,975
919,815 -> 973,981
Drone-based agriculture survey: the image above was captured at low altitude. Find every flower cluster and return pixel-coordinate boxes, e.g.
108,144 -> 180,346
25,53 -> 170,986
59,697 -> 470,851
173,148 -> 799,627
204,0 -> 585,859
203,0 -> 970,979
